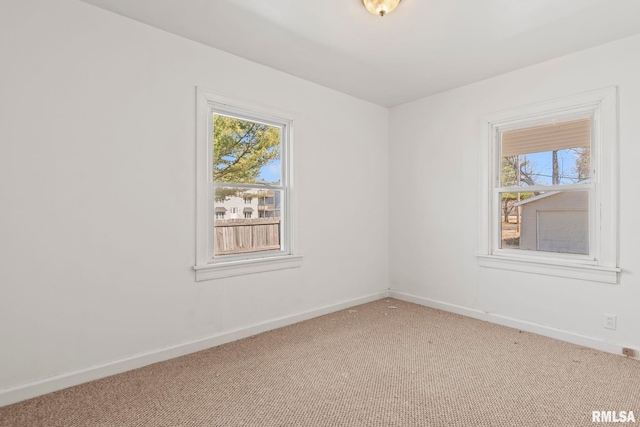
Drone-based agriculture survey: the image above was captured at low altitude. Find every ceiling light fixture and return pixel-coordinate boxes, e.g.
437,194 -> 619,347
362,0 -> 401,17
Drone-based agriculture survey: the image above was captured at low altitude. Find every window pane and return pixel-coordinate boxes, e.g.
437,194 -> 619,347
214,187 -> 282,256
500,190 -> 589,255
213,114 -> 282,184
500,118 -> 591,187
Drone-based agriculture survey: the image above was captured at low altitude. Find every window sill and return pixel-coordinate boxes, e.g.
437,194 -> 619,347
477,254 -> 620,284
193,254 -> 303,281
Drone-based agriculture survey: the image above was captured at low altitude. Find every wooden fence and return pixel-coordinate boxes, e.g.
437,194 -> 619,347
214,218 -> 281,255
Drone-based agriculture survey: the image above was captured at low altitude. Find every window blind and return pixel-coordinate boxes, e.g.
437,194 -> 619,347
501,118 -> 591,157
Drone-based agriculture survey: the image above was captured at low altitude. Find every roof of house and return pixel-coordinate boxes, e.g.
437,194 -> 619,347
513,191 -> 560,207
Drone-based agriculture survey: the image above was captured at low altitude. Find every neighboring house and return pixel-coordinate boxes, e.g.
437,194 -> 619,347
256,192 -> 280,218
514,191 -> 589,254
215,188 -> 281,220
215,194 -> 258,219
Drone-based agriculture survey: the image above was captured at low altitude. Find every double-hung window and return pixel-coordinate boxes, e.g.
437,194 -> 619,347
194,88 -> 302,281
478,88 -> 619,283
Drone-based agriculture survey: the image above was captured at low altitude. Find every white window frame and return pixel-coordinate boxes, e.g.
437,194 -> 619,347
194,88 -> 302,281
478,87 -> 620,283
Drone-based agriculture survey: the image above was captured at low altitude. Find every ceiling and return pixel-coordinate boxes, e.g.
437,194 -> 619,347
79,0 -> 640,107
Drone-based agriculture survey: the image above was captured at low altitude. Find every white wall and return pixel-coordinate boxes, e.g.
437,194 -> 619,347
0,0 -> 389,404
389,34 -> 640,354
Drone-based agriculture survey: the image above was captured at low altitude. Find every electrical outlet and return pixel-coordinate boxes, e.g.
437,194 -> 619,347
604,314 -> 617,330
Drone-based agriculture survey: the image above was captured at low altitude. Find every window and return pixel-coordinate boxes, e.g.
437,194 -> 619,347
194,88 -> 302,281
499,117 -> 591,255
214,207 -> 227,220
478,88 -> 619,283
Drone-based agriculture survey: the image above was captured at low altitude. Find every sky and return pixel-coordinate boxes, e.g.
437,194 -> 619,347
258,159 -> 281,183
517,148 -> 587,186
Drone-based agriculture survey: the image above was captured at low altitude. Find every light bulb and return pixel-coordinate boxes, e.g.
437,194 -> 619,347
362,0 -> 401,17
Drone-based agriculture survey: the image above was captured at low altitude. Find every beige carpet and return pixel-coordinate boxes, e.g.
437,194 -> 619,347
1,298 -> 639,426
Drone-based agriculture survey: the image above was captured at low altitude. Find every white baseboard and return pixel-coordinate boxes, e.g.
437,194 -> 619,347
5,289 -> 632,408
0,291 -> 389,407
389,290 -> 631,358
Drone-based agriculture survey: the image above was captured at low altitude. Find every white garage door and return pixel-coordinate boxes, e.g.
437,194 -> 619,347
537,210 -> 589,254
